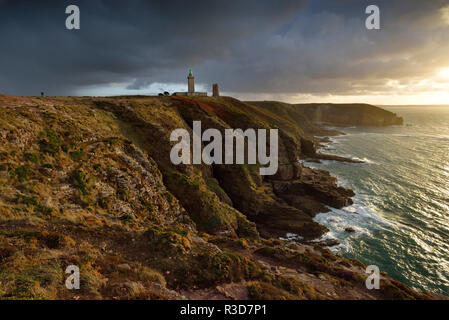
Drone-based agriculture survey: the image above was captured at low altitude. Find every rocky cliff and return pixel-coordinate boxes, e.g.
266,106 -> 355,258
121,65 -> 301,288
297,103 -> 404,126
0,94 -> 437,300
248,101 -> 404,127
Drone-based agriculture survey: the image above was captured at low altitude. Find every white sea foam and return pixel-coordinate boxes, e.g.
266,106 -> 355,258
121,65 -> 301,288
311,232 -> 348,252
351,156 -> 375,164
391,134 -> 412,137
305,127 -> 395,251
279,232 -> 304,242
313,194 -> 398,253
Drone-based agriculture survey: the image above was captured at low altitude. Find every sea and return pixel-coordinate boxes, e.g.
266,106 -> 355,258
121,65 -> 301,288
305,106 -> 449,296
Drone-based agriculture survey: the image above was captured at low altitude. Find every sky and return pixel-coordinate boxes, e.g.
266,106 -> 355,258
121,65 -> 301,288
1,0 -> 449,105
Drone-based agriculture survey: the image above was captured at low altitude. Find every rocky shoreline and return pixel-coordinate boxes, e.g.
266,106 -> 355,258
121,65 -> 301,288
0,94 -> 441,300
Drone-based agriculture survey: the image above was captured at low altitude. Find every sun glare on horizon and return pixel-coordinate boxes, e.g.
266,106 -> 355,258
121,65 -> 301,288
438,68 -> 449,79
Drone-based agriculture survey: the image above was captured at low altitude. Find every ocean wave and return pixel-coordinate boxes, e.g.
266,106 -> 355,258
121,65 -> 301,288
351,156 -> 375,164
431,136 -> 449,141
279,232 -> 304,242
403,134 -> 449,141
315,138 -> 376,164
313,199 -> 396,253
324,153 -> 376,165
326,136 -> 347,144
311,233 -> 349,252
390,134 -> 412,138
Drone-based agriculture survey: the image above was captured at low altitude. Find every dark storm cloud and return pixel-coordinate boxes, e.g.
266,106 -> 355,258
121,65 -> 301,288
0,0 -> 307,95
0,0 -> 448,97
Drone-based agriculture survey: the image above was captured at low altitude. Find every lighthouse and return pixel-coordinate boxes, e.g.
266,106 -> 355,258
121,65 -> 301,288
188,69 -> 195,94
173,69 -> 207,97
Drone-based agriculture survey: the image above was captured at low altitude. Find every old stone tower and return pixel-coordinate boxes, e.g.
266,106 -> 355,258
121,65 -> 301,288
188,69 -> 195,94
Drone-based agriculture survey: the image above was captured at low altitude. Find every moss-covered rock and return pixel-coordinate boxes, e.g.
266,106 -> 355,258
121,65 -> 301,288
145,225 -> 192,254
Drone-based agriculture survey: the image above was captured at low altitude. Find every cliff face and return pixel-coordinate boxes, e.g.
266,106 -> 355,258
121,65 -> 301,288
0,94 -> 435,300
295,103 -> 404,126
248,101 -> 404,127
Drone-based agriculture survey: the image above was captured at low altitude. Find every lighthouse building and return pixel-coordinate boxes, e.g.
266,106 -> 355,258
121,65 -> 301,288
173,69 -> 207,97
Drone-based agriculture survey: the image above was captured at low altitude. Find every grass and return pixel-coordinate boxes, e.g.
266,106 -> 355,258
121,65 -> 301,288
14,166 -> 32,182
97,197 -> 109,210
139,197 -> 154,212
16,194 -> 38,206
164,192 -> 174,204
119,214 -> 134,222
69,150 -> 85,161
145,225 -> 192,254
206,178 -> 232,205
38,129 -> 68,155
34,204 -> 53,216
117,189 -> 129,201
23,153 -> 39,164
71,169 -> 90,195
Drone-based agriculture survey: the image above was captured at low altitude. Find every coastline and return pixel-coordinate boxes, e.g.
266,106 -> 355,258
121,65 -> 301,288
303,115 -> 449,297
0,94 -> 443,300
